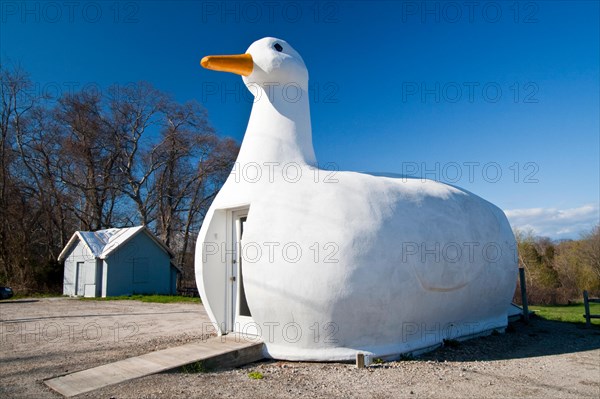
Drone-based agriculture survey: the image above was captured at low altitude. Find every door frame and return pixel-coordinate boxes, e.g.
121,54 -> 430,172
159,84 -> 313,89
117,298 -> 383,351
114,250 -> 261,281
225,206 -> 258,335
75,261 -> 85,296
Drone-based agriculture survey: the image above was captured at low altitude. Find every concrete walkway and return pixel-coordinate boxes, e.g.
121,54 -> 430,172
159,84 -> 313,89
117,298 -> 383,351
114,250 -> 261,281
44,334 -> 264,397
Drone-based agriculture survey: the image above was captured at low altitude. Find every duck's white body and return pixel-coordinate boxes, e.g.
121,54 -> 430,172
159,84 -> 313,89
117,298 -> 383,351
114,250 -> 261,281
195,38 -> 517,361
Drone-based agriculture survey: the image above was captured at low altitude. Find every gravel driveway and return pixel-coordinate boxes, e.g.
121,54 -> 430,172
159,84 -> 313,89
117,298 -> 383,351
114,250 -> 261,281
1,298 -> 598,398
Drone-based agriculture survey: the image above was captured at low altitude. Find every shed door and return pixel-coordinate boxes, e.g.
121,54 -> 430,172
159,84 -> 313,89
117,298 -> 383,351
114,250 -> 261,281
76,262 -> 96,296
76,262 -> 85,295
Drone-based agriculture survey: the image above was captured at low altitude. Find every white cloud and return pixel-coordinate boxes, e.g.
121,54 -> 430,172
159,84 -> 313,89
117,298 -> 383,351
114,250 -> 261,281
504,204 -> 599,240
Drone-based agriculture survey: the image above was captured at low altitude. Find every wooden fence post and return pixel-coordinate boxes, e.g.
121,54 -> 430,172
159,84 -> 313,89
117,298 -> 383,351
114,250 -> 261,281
583,290 -> 591,327
356,353 -> 365,368
519,268 -> 529,323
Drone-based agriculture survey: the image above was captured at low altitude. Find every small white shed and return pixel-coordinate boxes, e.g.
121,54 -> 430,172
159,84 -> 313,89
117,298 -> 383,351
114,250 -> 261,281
59,226 -> 179,297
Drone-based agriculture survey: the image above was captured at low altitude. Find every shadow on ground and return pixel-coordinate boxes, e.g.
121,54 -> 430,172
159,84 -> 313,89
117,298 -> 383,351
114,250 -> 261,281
0,299 -> 40,304
419,316 -> 600,362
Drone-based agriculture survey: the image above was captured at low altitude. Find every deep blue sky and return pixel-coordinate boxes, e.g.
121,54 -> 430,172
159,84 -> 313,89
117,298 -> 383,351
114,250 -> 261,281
2,0 -> 599,239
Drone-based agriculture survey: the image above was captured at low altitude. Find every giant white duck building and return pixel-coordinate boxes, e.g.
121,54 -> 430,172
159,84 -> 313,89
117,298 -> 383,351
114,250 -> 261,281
195,37 -> 518,361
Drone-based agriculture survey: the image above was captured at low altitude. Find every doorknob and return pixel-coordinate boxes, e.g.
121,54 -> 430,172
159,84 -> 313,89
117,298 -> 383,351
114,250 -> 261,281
229,276 -> 236,282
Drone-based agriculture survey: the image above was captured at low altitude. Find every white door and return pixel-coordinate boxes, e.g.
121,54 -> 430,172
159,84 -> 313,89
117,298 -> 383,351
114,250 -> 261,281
75,262 -> 85,296
231,209 -> 258,335
76,261 -> 96,297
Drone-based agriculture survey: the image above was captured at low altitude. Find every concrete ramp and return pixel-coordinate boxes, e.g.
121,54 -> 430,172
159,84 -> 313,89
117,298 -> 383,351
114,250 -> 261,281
45,334 -> 264,397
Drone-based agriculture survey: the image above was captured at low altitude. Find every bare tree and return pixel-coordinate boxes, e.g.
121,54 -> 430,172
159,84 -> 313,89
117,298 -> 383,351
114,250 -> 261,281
0,63 -> 238,293
108,82 -> 167,225
177,135 -> 238,280
0,64 -> 39,284
154,101 -> 213,247
56,91 -> 123,230
14,105 -> 73,253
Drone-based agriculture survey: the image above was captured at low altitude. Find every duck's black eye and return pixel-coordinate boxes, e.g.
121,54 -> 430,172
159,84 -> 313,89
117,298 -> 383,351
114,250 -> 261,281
274,43 -> 283,52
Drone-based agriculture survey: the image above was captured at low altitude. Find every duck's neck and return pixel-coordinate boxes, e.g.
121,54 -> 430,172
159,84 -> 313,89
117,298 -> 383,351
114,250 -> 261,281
236,85 -> 316,167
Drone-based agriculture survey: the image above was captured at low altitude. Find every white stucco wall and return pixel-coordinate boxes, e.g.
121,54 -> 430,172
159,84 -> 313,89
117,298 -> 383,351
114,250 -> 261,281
195,38 -> 518,361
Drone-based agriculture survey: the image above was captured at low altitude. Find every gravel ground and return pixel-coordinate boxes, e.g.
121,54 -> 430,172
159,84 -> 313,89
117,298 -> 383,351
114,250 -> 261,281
1,298 -> 599,398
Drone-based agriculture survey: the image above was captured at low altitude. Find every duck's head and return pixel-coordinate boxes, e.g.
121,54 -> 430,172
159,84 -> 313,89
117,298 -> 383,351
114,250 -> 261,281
201,37 -> 309,92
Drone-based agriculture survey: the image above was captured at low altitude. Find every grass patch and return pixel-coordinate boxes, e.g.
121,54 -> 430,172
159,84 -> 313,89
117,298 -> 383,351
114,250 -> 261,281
11,292 -> 64,299
530,303 -> 600,326
80,294 -> 201,304
248,371 -> 264,380
181,361 -> 208,373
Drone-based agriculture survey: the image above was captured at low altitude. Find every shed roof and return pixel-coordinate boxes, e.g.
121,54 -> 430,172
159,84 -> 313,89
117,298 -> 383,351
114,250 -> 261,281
58,226 -> 174,261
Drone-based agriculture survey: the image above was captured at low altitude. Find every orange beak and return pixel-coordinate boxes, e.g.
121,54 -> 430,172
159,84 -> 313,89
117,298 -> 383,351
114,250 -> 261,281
200,54 -> 254,76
